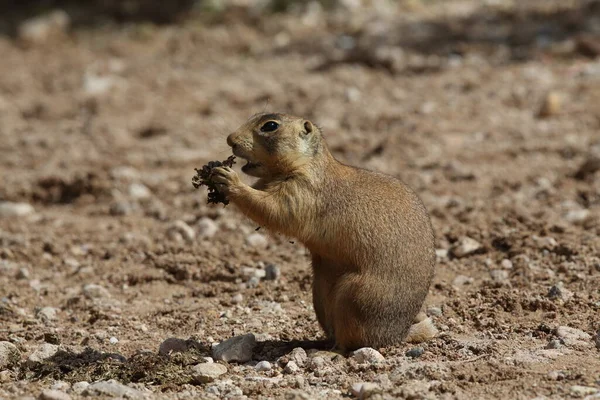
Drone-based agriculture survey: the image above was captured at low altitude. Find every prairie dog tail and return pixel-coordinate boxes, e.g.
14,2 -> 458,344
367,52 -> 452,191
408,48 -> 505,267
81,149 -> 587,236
405,313 -> 438,343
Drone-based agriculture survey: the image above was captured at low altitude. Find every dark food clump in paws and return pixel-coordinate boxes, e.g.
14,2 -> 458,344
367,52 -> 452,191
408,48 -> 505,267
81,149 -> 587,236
192,155 -> 236,205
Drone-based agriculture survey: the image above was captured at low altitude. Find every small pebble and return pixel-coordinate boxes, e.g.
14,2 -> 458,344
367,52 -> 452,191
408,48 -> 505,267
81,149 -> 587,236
0,202 -> 35,217
109,337 -> 119,344
489,269 -> 509,283
450,237 -> 482,258
264,263 -> 281,280
426,306 -> 442,316
245,233 -> 268,249
82,284 -> 111,299
405,347 -> 425,358
500,259 -> 513,269
167,220 -> 196,243
16,267 -> 30,280
255,361 -> 272,372
197,217 -> 218,239
289,347 -> 307,367
351,347 -> 385,364
538,91 -> 562,118
36,307 -> 59,323
545,339 -> 561,349
128,183 -> 151,199
231,293 -> 243,304
191,362 -> 227,383
284,360 -> 300,374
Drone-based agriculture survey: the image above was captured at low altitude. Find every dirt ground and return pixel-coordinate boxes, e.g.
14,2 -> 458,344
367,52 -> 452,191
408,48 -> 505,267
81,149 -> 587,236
1,0 -> 600,399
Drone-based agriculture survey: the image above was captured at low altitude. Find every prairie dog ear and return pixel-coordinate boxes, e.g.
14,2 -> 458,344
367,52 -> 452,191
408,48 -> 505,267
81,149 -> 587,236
303,120 -> 314,136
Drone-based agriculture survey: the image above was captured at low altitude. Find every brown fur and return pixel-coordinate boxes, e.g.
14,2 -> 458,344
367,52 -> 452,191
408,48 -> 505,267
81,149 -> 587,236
211,112 -> 436,351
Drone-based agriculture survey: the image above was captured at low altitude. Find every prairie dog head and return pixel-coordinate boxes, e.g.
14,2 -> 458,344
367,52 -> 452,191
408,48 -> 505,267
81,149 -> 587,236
227,113 -> 323,178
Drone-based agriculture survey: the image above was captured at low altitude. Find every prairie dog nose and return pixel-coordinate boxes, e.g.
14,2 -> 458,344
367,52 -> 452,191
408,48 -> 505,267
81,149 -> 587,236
227,133 -> 236,148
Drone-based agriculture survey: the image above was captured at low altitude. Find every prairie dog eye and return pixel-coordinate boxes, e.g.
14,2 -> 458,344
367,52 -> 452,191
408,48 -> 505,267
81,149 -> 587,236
260,121 -> 279,132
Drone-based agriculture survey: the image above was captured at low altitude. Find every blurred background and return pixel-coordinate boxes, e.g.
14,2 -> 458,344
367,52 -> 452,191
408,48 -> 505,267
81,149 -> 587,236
0,1 -> 599,398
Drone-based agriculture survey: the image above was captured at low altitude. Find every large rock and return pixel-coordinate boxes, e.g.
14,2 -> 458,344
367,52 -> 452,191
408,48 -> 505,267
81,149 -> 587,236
212,334 -> 256,363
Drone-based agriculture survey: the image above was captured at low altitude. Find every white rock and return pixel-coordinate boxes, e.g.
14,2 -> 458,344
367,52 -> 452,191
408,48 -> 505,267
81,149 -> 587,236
16,268 -> 30,280
27,343 -> 59,366
191,362 -> 227,383
0,202 -> 35,217
82,284 -> 111,299
110,166 -> 140,181
39,389 -> 72,400
570,385 -> 598,397
36,307 -> 59,322
212,334 -> 256,363
351,382 -> 380,399
255,361 -> 272,372
84,380 -> 145,399
231,293 -> 243,304
109,337 -> 119,344
128,183 -> 151,200
350,347 -> 385,364
289,347 -> 308,367
83,73 -> 116,97
284,360 -> 300,374
500,259 -> 513,269
427,307 -> 442,316
245,233 -> 268,249
556,326 -> 591,346
241,266 -> 266,279
71,381 -> 89,394
197,218 -> 218,239
18,10 -> 70,46
533,236 -> 557,249
489,269 -> 509,283
564,209 -> 590,224
167,220 -> 195,243
0,341 -> 21,369
451,237 -> 482,258
50,381 -> 70,391
452,275 -> 474,287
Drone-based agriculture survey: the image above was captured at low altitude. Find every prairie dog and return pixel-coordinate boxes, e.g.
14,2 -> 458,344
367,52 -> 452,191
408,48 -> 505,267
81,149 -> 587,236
211,112 -> 436,350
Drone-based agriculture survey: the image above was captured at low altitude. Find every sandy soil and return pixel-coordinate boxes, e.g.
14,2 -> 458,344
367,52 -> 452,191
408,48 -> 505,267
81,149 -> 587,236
1,1 -> 599,399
